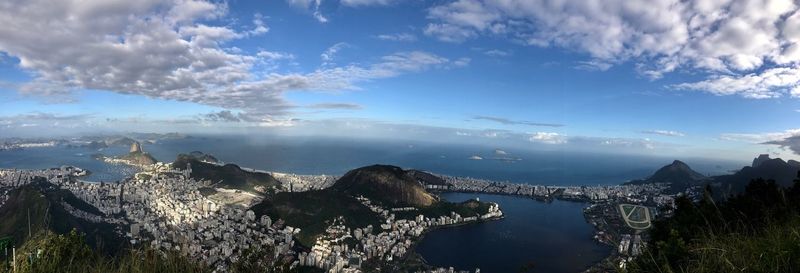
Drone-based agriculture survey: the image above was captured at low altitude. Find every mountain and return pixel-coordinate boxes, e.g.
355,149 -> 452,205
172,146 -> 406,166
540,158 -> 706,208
0,179 -> 126,254
105,137 -> 137,147
173,153 -> 279,193
250,190 -> 381,248
84,140 -> 108,149
752,154 -> 771,167
625,160 -> 705,192
118,151 -> 158,165
406,169 -> 447,186
188,151 -> 219,163
129,141 -> 143,153
649,160 -> 705,182
331,165 -> 437,207
713,158 -> 800,196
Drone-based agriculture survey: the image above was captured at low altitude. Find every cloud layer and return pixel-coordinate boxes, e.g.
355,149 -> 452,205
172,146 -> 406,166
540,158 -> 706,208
473,115 -> 564,127
424,0 -> 800,99
0,0 -> 465,123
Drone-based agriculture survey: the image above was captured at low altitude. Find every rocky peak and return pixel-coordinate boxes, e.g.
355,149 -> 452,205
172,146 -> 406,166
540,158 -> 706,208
752,154 -> 771,168
129,141 -> 143,153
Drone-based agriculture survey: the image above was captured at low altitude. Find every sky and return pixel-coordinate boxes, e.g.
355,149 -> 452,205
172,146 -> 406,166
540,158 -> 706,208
0,0 -> 799,161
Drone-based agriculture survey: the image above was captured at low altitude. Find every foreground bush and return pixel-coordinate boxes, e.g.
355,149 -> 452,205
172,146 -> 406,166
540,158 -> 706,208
627,172 -> 800,273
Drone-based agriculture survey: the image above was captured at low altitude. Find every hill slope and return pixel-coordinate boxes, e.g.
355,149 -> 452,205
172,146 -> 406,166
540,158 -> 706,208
250,190 -> 381,248
173,153 -> 279,193
118,151 -> 158,165
331,165 -> 437,207
0,179 -> 126,254
625,160 -> 706,192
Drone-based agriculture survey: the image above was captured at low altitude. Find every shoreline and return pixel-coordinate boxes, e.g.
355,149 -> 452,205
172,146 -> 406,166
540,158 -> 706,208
425,191 -> 617,273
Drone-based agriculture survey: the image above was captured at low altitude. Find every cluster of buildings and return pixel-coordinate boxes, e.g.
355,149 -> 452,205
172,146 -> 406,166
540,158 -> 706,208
441,175 -> 671,204
2,165 -> 297,272
0,140 -> 58,151
616,234 -> 644,269
269,172 -> 338,192
293,195 -> 502,273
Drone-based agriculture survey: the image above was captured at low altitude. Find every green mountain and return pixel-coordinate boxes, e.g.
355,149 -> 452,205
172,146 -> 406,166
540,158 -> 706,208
406,169 -> 447,186
173,153 -> 279,193
250,190 -> 381,248
118,151 -> 158,165
0,179 -> 126,255
332,165 -> 438,207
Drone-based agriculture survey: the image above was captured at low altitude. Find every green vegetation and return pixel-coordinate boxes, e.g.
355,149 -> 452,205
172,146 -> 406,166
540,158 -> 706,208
118,151 -> 157,165
332,165 -> 437,207
396,199 -> 491,220
0,181 -> 124,254
626,171 -> 800,273
0,230 -> 321,273
173,153 -> 280,193
250,190 -> 381,248
0,231 -> 208,273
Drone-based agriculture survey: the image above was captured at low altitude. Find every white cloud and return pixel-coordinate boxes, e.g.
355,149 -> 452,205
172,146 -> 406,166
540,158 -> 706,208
792,86 -> 800,98
528,132 -> 567,144
321,42 -> 350,65
641,130 -> 685,137
341,0 -> 397,7
307,103 -> 363,110
575,60 -> 613,71
257,50 -> 296,61
720,129 -> 800,143
672,67 -> 800,99
376,33 -> 417,42
424,0 -> 800,99
484,49 -> 510,57
723,128 -> 800,155
249,13 -> 270,35
0,0 -> 465,123
286,0 -> 328,23
473,115 -> 563,127
424,23 -> 477,43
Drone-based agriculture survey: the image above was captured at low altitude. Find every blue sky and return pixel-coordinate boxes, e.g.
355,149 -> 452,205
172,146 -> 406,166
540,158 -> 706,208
1,0 -> 799,161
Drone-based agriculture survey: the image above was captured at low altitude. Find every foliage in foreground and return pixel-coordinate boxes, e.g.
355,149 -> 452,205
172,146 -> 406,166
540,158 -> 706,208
0,230 -> 208,273
626,171 -> 800,273
0,230 -> 320,273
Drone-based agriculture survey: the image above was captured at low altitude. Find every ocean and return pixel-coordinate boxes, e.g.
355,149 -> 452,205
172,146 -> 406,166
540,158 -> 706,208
0,135 -> 742,185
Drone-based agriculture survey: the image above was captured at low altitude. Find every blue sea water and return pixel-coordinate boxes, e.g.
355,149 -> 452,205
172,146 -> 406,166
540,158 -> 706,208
0,135 -> 742,185
416,193 -> 611,273
0,145 -> 137,182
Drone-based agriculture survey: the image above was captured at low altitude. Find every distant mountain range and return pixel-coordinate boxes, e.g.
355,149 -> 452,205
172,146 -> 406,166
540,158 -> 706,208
628,155 -> 800,197
712,156 -> 800,197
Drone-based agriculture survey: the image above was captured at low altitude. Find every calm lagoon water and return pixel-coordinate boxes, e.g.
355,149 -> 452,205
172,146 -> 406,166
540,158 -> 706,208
416,192 -> 611,273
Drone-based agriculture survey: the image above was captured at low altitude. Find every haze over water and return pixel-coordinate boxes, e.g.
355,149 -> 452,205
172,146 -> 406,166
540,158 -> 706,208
0,135 -> 743,185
